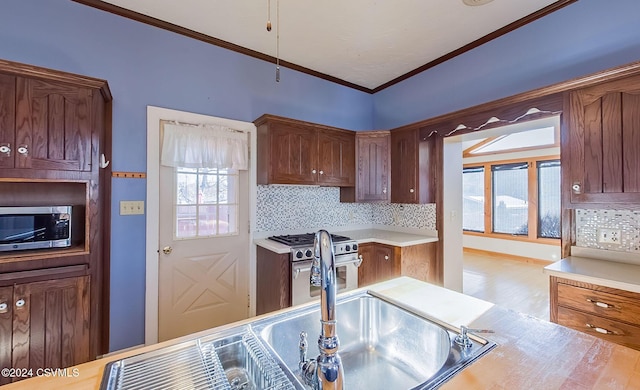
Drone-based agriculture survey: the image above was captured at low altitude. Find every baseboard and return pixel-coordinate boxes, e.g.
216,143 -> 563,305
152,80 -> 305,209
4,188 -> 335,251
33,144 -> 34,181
463,247 -> 554,265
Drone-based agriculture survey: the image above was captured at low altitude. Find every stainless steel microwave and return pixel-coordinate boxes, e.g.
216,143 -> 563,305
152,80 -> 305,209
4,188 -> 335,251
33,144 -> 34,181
0,206 -> 72,252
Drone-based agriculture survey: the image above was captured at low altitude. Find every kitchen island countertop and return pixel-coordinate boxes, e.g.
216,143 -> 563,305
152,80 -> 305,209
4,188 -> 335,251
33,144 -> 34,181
5,277 -> 640,389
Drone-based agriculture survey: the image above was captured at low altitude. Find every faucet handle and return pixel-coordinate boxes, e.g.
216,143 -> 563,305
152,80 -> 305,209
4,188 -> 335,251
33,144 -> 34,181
299,331 -> 308,364
454,325 -> 494,348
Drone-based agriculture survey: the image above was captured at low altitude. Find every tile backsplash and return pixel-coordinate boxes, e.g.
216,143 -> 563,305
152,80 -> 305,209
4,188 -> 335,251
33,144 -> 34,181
575,209 -> 640,252
256,185 -> 436,232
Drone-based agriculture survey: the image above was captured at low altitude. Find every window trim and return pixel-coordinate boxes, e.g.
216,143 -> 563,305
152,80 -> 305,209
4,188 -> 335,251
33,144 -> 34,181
462,126 -> 559,158
463,154 -> 560,244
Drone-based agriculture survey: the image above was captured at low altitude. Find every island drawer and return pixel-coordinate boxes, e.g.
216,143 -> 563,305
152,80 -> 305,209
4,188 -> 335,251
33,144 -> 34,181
557,306 -> 640,350
556,282 -> 640,325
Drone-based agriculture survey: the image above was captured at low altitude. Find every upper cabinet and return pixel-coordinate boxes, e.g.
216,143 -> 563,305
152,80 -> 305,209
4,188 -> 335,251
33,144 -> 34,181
0,75 -> 94,171
255,114 -> 355,186
390,128 -> 435,204
565,75 -> 640,206
341,131 -> 390,203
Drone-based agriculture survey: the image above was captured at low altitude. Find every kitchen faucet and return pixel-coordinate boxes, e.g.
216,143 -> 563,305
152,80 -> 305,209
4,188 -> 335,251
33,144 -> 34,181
298,230 -> 344,390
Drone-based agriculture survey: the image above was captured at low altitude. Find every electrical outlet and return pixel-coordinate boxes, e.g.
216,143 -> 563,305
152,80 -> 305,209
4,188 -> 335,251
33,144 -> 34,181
120,200 -> 145,215
597,228 -> 621,244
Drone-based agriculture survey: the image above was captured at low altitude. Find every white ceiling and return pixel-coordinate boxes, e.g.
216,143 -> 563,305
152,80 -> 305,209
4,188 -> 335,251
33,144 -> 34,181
102,0 -> 561,90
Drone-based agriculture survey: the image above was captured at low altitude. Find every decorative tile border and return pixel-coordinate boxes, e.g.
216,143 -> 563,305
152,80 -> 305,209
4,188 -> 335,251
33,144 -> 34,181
256,185 -> 436,232
575,209 -> 640,252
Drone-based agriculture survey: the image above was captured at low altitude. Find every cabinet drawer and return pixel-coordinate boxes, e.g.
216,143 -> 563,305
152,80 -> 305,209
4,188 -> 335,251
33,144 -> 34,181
558,306 -> 640,350
557,283 -> 640,324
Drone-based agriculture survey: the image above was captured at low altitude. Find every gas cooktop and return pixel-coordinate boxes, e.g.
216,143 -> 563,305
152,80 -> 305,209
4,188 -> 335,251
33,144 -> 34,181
268,233 -> 352,247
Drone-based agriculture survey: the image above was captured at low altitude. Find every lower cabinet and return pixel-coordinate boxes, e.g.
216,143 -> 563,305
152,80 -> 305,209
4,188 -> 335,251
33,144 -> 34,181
358,242 -> 436,287
550,276 -> 640,350
0,275 -> 90,384
256,246 -> 291,316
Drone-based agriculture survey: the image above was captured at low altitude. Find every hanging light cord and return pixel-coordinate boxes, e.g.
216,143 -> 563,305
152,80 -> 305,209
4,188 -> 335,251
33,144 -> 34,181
276,0 -> 280,82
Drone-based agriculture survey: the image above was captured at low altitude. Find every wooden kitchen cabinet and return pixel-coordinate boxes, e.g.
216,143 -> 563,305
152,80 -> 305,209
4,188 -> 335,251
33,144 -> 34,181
390,127 -> 434,204
256,246 -> 291,315
0,75 -> 93,171
341,131 -> 390,203
0,274 -> 89,384
550,276 -> 640,350
357,243 -> 400,287
564,74 -> 640,206
358,242 -> 437,287
255,114 -> 355,186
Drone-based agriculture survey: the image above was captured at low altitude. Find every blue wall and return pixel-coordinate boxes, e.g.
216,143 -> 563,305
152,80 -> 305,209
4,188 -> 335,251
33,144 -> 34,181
2,0 -> 640,352
0,0 -> 373,352
373,0 -> 640,129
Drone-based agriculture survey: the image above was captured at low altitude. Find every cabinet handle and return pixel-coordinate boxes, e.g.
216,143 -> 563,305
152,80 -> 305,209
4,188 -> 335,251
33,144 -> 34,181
0,144 -> 10,155
409,188 -> 414,193
382,187 -> 387,194
15,299 -> 25,308
384,255 -> 389,261
17,145 -> 28,156
312,169 -> 317,174
586,323 -> 615,335
586,298 -> 613,308
0,302 -> 7,313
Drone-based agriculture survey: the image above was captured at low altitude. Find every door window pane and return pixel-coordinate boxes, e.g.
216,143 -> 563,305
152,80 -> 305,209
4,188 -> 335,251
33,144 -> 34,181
538,160 -> 561,239
463,167 -> 485,232
174,167 -> 239,238
492,163 -> 528,235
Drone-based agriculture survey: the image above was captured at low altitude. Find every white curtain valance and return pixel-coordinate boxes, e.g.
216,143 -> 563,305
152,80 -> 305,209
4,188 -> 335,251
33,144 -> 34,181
161,122 -> 248,170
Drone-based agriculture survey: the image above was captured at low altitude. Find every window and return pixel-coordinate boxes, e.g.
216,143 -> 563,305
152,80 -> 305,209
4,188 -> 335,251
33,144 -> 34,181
463,157 -> 560,242
492,163 -> 529,235
174,167 -> 239,239
537,160 -> 561,239
462,167 -> 485,232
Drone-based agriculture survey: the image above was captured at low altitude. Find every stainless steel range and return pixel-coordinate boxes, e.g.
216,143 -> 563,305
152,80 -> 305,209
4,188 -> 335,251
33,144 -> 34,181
268,232 -> 361,306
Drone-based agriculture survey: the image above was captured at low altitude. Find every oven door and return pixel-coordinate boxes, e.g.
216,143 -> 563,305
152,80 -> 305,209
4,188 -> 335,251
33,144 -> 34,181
291,257 -> 359,307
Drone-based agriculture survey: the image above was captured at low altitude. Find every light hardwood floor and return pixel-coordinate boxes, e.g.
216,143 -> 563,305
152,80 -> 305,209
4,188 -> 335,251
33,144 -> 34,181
463,251 -> 551,321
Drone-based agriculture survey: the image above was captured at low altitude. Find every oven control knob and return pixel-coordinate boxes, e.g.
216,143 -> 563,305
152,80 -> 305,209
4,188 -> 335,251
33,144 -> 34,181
295,250 -> 304,259
352,243 -> 358,251
345,245 -> 351,252
305,249 -> 313,258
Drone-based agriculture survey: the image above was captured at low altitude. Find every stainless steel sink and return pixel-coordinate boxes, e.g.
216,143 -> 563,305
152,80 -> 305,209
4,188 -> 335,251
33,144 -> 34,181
252,291 -> 496,389
101,291 -> 495,390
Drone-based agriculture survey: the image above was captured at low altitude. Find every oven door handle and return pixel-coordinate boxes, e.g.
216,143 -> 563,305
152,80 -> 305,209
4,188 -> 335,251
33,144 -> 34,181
355,254 -> 363,268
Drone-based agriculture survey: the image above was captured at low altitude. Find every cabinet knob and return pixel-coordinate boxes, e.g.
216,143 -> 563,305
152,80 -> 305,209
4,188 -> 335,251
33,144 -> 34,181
382,187 -> 387,194
312,169 -> 317,174
0,144 -> 10,155
409,188 -> 415,193
17,145 -> 28,156
0,302 -> 7,313
572,183 -> 581,194
319,170 -> 324,175
384,255 -> 389,261
15,299 -> 25,308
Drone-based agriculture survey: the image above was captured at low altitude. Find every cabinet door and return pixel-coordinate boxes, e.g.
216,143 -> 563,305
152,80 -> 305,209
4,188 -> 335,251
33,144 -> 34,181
374,245 -> 398,282
317,129 -> 355,186
256,247 -> 291,315
12,275 -> 90,372
0,286 -> 13,385
269,123 -> 317,184
356,132 -> 390,202
390,128 -> 418,203
0,74 -> 15,169
15,78 -> 92,171
357,243 -> 376,287
567,76 -> 640,204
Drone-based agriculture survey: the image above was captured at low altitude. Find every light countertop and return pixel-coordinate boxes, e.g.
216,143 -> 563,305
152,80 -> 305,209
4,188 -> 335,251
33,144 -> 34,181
255,228 -> 438,254
543,247 -> 640,293
6,277 -> 640,389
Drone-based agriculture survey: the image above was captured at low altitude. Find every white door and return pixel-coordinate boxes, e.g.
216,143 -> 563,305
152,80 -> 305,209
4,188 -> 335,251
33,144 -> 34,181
157,129 -> 250,342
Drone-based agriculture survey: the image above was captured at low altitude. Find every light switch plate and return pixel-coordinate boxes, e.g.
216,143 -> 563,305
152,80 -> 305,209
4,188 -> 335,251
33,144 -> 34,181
120,200 -> 145,215
597,228 -> 621,244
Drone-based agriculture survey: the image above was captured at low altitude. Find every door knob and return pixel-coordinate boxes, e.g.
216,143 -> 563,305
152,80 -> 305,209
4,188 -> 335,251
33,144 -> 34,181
162,246 -> 172,255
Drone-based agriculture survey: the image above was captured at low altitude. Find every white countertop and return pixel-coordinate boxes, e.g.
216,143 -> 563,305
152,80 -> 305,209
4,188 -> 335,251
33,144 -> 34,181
544,249 -> 640,293
255,228 -> 438,254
